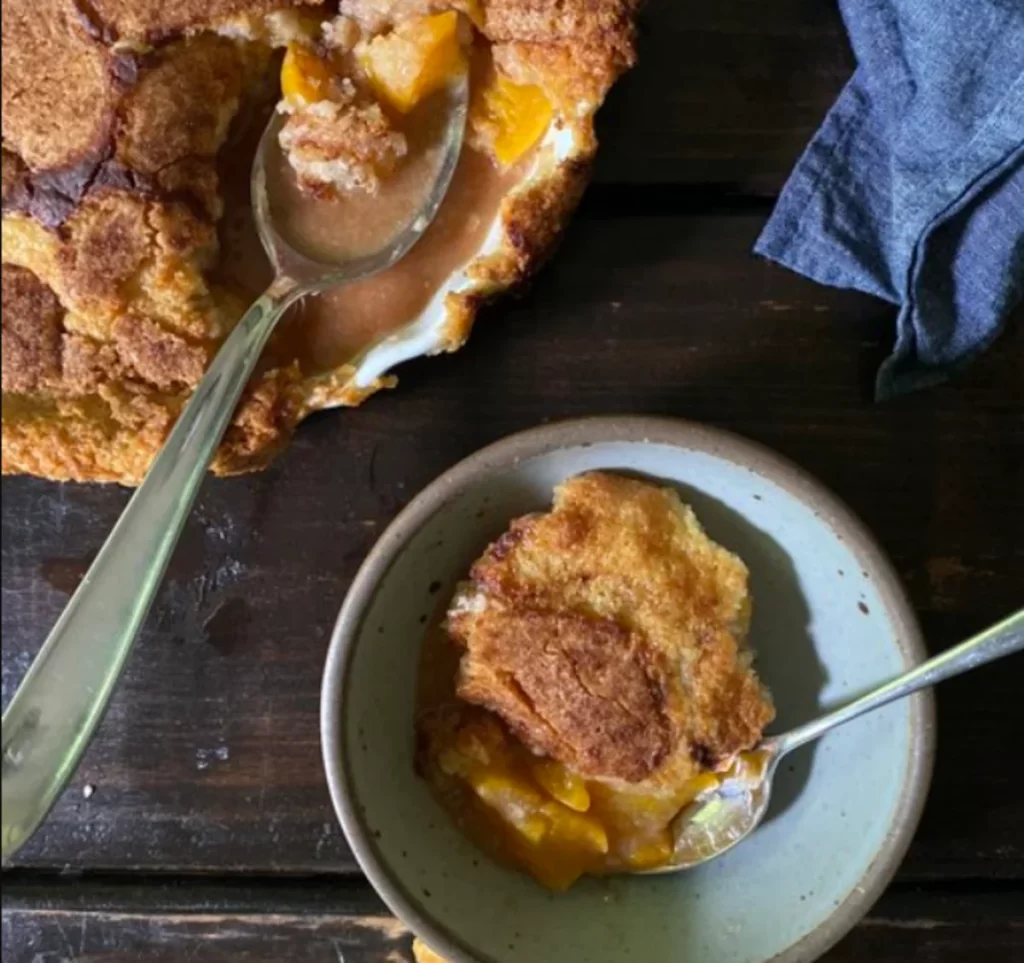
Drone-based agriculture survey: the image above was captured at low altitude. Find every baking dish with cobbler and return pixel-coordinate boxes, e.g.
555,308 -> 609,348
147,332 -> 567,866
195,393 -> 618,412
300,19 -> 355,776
1,0 -> 640,483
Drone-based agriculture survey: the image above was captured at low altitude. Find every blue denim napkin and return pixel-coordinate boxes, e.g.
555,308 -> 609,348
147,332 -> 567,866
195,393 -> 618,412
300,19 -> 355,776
755,0 -> 1024,398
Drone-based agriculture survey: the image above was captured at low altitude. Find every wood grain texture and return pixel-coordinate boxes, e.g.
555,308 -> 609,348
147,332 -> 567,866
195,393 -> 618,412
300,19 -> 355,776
3,877 -> 1022,963
593,0 -> 853,190
3,214 -> 1022,877
1,878 -> 407,963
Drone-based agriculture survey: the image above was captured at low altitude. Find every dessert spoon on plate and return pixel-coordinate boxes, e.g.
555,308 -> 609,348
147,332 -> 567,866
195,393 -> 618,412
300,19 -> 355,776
0,76 -> 469,860
647,607 -> 1024,873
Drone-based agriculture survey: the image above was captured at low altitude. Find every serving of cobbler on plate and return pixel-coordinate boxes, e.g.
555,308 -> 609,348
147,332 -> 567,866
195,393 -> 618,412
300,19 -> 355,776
1,0 -> 640,483
417,471 -> 775,891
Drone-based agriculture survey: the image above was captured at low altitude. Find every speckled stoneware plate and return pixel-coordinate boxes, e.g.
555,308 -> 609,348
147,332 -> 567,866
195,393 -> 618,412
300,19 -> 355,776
321,417 -> 935,963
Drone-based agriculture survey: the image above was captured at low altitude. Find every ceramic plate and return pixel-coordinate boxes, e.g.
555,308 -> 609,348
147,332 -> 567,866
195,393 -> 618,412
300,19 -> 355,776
322,417 -> 935,963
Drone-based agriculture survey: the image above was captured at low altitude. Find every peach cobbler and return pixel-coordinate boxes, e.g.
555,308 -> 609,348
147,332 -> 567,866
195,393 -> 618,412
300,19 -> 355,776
417,472 -> 775,890
1,0 -> 639,483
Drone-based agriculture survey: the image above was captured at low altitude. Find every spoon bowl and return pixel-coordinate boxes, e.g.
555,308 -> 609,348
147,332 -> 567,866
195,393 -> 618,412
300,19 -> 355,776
657,747 -> 779,871
253,80 -> 468,287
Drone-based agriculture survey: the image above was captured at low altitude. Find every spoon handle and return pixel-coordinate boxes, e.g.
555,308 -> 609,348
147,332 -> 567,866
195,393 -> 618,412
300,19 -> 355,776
1,277 -> 302,861
774,608 -> 1024,758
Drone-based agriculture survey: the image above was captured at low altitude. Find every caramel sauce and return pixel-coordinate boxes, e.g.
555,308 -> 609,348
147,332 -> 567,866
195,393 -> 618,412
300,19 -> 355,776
266,96 -> 448,265
217,99 -> 522,375
293,146 -> 517,370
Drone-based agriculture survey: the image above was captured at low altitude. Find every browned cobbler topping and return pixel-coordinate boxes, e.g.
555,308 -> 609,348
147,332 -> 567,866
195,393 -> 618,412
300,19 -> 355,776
418,472 -> 775,889
1,265 -> 64,394
278,93 -> 409,197
447,472 -> 774,782
454,605 -> 674,782
2,0 -> 640,484
2,149 -> 29,202
2,0 -> 115,173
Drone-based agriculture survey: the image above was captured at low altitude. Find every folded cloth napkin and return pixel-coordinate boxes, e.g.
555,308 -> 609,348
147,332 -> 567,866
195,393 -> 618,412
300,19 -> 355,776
755,0 -> 1024,398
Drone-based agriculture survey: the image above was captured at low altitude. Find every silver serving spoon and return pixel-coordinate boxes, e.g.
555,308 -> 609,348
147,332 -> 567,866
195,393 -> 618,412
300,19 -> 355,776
645,607 -> 1024,874
0,77 -> 469,861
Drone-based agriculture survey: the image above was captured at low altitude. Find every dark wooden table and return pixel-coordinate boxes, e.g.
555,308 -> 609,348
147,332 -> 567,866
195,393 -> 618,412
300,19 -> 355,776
3,1 -> 1023,960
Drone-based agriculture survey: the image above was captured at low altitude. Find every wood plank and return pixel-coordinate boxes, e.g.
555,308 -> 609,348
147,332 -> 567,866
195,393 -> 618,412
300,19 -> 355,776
3,213 -> 1022,876
1,877 -> 404,963
594,0 -> 854,189
3,877 -> 1022,962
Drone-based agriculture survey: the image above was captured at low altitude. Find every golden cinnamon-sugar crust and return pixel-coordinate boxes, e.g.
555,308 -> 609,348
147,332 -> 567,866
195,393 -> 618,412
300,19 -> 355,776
446,472 -> 775,789
280,96 -> 408,197
3,0 -> 116,172
2,265 -> 65,394
482,0 -> 640,38
75,0 -> 313,42
2,0 -> 638,483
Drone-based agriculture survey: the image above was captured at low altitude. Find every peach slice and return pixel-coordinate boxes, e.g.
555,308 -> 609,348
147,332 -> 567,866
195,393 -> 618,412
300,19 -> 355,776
530,757 -> 591,813
359,12 -> 468,114
280,43 -> 339,107
621,831 -> 675,870
470,72 -> 553,167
